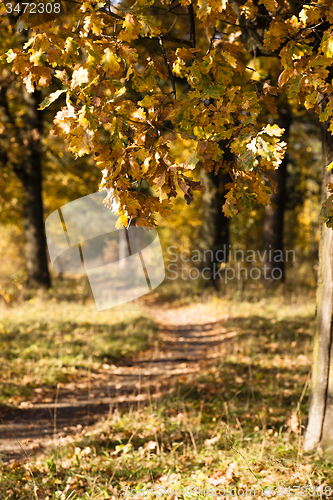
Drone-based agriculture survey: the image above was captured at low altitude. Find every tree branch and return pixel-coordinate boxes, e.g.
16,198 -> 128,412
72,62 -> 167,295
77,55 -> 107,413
159,37 -> 177,99
159,34 -> 192,45
97,6 -> 193,45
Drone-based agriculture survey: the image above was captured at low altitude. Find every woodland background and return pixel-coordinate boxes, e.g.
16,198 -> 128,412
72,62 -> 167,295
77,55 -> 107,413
1,1 -> 333,499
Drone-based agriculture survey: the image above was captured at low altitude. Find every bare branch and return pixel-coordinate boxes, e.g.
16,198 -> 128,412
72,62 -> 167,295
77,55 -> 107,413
159,37 -> 177,99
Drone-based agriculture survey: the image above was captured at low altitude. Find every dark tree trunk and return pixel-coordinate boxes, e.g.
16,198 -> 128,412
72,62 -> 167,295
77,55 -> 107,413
263,104 -> 291,285
13,86 -> 51,289
304,116 -> 333,456
200,147 -> 233,289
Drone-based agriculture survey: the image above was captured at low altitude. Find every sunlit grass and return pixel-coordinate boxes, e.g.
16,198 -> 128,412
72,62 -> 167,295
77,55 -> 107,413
0,291 -> 156,406
2,284 -> 332,500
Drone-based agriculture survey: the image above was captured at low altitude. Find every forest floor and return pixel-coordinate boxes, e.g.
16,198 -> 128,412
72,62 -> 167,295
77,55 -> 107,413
0,299 -> 235,463
1,283 -> 333,499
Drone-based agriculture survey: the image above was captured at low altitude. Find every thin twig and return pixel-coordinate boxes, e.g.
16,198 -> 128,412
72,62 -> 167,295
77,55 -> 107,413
206,27 -> 217,55
66,490 -> 76,500
164,15 -> 178,36
159,37 -> 177,99
158,34 -> 192,46
189,430 -> 197,454
90,6 -> 193,45
127,178 -> 143,229
166,2 -> 181,13
229,445 -> 261,484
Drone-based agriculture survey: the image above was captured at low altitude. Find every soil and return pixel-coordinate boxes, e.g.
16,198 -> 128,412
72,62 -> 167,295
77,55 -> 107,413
0,301 -> 235,464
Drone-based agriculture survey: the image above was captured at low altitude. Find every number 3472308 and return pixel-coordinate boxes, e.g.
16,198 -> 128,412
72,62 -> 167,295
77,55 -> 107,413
5,2 -> 61,13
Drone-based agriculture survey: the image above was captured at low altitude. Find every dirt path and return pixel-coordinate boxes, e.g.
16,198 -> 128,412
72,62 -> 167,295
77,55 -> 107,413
0,302 -> 235,464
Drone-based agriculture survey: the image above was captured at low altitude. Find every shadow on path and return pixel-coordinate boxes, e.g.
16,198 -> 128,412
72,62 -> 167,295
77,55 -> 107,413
0,305 -> 237,463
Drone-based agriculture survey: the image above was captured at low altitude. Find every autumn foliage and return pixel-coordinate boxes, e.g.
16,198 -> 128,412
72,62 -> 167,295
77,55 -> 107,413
2,0 -> 333,227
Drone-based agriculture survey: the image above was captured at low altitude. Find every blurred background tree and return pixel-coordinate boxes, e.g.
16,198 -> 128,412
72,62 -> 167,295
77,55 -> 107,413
0,0 -> 323,300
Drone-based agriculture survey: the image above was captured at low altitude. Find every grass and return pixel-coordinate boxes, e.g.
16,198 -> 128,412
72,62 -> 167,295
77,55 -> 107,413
3,398 -> 332,500
0,281 -> 157,406
2,282 -> 333,499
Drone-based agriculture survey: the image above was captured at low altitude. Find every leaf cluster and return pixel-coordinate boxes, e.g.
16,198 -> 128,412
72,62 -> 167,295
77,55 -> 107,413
2,0 -> 333,225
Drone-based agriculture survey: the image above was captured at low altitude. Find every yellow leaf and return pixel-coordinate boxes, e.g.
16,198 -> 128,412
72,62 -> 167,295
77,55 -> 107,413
322,32 -> 333,59
240,0 -> 258,20
258,0 -> 278,13
264,20 -> 289,51
119,14 -> 140,42
101,48 -> 121,75
222,51 -> 238,69
260,124 -> 284,137
175,47 -> 200,60
23,74 -> 35,93
6,49 -> 18,63
71,67 -> 89,89
304,91 -> 317,110
29,49 -> 44,66
83,14 -> 104,36
67,126 -> 91,156
300,6 -> 323,26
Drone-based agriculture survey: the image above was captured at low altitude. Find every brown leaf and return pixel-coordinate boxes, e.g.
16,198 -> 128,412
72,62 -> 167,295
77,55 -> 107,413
155,172 -> 165,188
287,410 -> 300,434
261,94 -> 277,114
262,79 -> 279,95
204,433 -> 221,446
144,440 -> 157,451
278,69 -> 293,88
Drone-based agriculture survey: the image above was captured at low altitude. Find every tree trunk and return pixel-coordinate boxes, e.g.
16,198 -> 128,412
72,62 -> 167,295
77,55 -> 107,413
13,86 -> 51,289
263,104 -> 291,285
200,164 -> 231,289
304,117 -> 333,455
